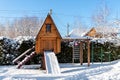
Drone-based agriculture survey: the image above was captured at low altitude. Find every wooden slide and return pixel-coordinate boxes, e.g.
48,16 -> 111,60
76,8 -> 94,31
44,51 -> 61,74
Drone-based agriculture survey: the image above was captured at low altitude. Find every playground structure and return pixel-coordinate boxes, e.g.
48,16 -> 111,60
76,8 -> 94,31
13,13 -> 91,73
13,13 -> 62,70
35,14 -> 62,69
63,38 -> 91,66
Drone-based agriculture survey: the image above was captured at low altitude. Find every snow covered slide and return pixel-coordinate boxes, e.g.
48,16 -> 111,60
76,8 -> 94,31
44,51 -> 61,74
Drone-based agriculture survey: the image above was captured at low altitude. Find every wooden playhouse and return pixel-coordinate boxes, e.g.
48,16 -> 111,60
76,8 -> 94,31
35,14 -> 62,69
13,13 -> 62,69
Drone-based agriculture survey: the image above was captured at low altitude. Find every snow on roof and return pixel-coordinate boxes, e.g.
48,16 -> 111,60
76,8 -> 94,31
63,36 -> 91,40
14,36 -> 35,44
69,27 -> 90,38
94,26 -> 119,33
0,36 -> 4,40
69,25 -> 119,38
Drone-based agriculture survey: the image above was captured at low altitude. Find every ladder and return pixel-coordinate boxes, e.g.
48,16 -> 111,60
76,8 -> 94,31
72,44 -> 80,63
17,51 -> 36,69
12,46 -> 36,69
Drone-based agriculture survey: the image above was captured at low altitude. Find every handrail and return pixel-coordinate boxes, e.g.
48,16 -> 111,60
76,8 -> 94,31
12,46 -> 35,63
17,51 -> 36,69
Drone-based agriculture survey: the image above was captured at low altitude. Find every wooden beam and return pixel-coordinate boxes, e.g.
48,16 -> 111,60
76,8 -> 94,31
62,38 -> 91,42
87,40 -> 90,66
41,53 -> 46,70
72,45 -> 74,63
80,41 -> 83,65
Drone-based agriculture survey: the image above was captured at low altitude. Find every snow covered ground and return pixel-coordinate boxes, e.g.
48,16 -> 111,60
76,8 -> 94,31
0,60 -> 120,80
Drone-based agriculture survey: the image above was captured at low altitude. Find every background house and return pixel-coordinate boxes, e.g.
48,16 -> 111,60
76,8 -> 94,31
69,26 -> 119,39
85,27 -> 119,38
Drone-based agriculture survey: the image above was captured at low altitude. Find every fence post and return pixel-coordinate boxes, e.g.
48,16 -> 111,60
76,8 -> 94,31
109,52 -> 111,62
91,42 -> 94,64
101,46 -> 103,63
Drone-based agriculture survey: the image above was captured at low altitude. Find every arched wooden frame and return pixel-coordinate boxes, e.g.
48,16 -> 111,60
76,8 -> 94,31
79,40 -> 90,66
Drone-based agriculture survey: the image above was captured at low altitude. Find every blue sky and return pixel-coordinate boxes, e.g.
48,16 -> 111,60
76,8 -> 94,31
0,0 -> 120,36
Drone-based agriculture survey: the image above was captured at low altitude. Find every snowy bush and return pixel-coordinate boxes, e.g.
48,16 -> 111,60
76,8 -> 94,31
90,40 -> 120,62
57,40 -> 120,63
13,36 -> 41,65
0,37 -> 20,65
0,36 -> 38,65
0,36 -> 120,65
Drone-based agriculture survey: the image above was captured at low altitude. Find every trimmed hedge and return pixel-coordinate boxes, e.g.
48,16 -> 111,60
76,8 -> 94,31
0,37 -> 120,65
57,41 -> 120,63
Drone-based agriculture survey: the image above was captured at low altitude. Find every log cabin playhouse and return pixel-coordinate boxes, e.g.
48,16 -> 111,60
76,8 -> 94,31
35,14 -> 62,69
35,14 -> 62,54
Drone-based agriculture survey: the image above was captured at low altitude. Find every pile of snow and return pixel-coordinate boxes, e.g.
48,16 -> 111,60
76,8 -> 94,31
0,60 -> 120,80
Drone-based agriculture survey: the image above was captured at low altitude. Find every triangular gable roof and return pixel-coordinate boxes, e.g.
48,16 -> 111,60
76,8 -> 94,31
36,14 -> 62,39
85,27 -> 96,36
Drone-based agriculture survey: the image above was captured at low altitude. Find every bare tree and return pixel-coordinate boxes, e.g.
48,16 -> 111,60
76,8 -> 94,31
91,1 -> 112,38
69,19 -> 89,37
92,3 -> 109,26
12,16 -> 43,37
4,21 -> 11,37
0,24 -> 4,36
91,1 -> 120,46
0,16 -> 43,38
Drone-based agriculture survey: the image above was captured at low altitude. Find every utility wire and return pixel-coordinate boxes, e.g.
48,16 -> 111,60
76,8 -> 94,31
0,9 -> 118,20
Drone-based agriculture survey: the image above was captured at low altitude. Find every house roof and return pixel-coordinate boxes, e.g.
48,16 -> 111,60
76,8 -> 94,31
85,27 -> 96,36
68,25 -> 119,39
69,27 -> 90,37
36,13 -> 62,39
94,26 -> 119,33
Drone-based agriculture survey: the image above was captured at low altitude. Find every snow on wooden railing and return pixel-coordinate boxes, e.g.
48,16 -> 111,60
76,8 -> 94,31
12,46 -> 35,63
17,51 -> 36,69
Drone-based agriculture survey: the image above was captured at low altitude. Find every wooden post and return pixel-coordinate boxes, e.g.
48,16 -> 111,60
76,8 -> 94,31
41,53 -> 46,70
80,41 -> 83,65
72,45 -> 74,63
87,40 -> 90,66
